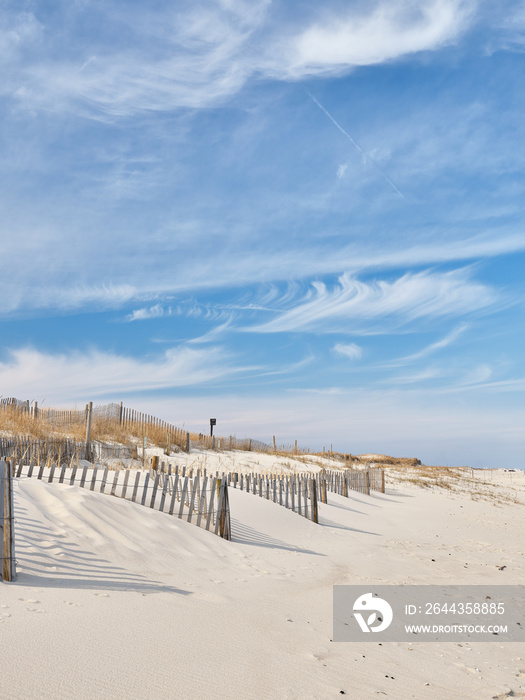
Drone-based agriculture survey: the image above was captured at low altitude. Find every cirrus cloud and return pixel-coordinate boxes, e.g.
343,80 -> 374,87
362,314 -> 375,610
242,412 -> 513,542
2,0 -> 477,118
247,268 -> 498,334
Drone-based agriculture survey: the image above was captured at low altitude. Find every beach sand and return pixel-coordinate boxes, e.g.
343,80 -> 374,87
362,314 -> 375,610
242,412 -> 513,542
1,459 -> 524,699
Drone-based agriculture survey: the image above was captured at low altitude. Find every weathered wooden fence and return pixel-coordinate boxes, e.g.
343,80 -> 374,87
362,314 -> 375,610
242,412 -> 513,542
1,460 -> 16,582
0,436 -> 132,466
230,471 -> 320,522
15,461 -> 231,539
0,397 -> 266,454
322,468 -> 385,495
227,467 -> 385,524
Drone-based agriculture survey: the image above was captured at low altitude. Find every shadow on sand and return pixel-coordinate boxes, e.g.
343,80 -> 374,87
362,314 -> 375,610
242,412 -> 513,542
12,508 -> 190,595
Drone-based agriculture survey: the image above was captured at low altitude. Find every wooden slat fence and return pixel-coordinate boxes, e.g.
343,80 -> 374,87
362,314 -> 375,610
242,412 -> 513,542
0,396 -> 272,454
229,471 -> 320,522
0,460 -> 16,582
0,398 -> 193,452
14,461 -> 231,540
0,437 -> 132,466
226,467 -> 385,524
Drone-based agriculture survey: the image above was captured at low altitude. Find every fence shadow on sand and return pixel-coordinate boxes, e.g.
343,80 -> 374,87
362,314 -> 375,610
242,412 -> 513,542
13,505 -> 190,595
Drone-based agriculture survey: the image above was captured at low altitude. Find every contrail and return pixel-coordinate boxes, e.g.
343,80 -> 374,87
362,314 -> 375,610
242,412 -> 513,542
307,91 -> 406,200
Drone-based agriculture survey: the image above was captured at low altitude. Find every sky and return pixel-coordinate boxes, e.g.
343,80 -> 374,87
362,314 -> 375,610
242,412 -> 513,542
1,0 -> 525,468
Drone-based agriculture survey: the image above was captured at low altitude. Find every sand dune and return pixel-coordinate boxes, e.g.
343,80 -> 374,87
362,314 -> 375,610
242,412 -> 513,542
1,460 -> 524,699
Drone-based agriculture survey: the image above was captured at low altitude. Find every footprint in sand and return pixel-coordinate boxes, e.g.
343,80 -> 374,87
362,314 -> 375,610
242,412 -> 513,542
64,601 -> 81,607
19,598 -> 41,604
94,592 -> 109,597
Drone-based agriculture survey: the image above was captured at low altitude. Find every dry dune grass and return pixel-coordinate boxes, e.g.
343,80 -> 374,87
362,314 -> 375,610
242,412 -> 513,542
385,463 -> 525,506
0,406 -> 185,451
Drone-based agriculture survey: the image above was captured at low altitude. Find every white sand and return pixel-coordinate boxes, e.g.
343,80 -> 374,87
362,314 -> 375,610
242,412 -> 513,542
1,459 -> 524,699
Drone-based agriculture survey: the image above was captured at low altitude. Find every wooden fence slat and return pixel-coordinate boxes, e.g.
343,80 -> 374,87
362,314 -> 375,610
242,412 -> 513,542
178,477 -> 189,519
222,483 -> 231,540
187,476 -> 199,523
159,474 -> 169,512
168,473 -> 179,515
90,467 -> 98,491
196,477 -> 208,528
121,470 -> 131,499
110,469 -> 120,496
205,481 -> 216,531
100,466 -> 109,493
149,472 -> 160,509
140,472 -> 150,506
132,471 -> 141,502
70,463 -> 78,485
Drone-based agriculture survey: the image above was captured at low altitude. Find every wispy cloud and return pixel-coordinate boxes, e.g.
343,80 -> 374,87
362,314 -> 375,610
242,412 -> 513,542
2,0 -> 477,119
384,323 -> 469,366
333,342 -> 363,360
381,367 -> 445,385
126,304 -> 169,322
188,320 -> 234,345
459,362 -> 493,386
247,268 -> 498,334
0,345 -> 250,402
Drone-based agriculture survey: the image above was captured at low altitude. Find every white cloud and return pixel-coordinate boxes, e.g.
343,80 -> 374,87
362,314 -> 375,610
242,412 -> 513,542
0,225 -> 521,318
337,163 -> 348,179
382,367 -> 445,384
2,0 -> 476,118
274,0 -> 475,78
385,323 -> 469,365
126,304 -> 168,322
248,268 -> 498,334
333,342 -> 363,360
0,345 -> 248,402
0,11 -> 42,63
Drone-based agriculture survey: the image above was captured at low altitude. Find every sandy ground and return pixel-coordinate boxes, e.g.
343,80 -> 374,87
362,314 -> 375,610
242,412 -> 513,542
1,457 -> 524,699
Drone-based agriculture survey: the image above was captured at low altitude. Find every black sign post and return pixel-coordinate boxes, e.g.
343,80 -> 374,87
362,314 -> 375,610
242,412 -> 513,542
210,418 -> 216,437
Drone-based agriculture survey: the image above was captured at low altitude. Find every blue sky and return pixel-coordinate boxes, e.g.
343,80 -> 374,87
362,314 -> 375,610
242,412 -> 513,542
1,0 -> 525,467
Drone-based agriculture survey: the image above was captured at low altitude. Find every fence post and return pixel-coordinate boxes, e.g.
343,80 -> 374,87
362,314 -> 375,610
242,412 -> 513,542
85,401 -> 93,461
311,478 -> 318,523
1,460 -> 15,582
0,461 -> 4,582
